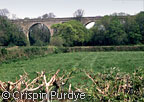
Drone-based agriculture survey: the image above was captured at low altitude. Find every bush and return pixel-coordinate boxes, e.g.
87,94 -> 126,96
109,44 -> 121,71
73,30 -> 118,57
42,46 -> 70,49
0,46 -> 55,62
1,48 -> 7,55
0,68 -> 143,101
50,36 -> 64,47
23,47 -> 44,56
68,45 -> 144,52
84,68 -> 144,102
54,47 -> 69,54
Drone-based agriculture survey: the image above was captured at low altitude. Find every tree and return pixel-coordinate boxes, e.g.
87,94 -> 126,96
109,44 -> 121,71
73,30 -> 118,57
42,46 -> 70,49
0,8 -> 10,18
37,16 -> 42,19
89,24 -> 107,45
42,14 -> 48,19
73,9 -> 84,21
106,18 -> 128,45
135,11 -> 144,43
51,20 -> 89,46
24,17 -> 30,20
111,12 -> 130,16
0,16 -> 28,46
11,14 -> 17,20
47,12 -> 56,18
124,16 -> 142,44
42,12 -> 56,19
100,16 -> 111,30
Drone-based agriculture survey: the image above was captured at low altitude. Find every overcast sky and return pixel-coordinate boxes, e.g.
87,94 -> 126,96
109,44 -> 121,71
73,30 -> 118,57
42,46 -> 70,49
0,0 -> 143,18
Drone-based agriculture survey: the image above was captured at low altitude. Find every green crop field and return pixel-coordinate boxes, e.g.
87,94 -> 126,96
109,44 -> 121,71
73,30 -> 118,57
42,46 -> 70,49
0,51 -> 144,82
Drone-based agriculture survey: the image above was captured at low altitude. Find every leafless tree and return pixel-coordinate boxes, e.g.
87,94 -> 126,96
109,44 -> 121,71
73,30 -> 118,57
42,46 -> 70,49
42,12 -> 56,19
37,16 -> 42,19
73,9 -> 84,21
48,12 -> 56,18
11,14 -> 17,20
42,13 -> 48,19
73,9 -> 84,17
0,8 -> 10,18
24,17 -> 30,20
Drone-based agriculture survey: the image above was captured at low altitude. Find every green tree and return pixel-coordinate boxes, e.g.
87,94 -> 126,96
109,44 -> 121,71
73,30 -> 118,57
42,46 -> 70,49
124,16 -> 142,44
0,16 -> 28,46
106,18 -> 128,45
89,23 -> 106,45
100,15 -> 111,30
52,20 -> 90,46
135,11 -> 144,43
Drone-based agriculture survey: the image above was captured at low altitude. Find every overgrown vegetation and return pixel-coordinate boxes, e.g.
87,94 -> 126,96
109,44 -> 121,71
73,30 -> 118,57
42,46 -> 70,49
0,46 -> 54,62
0,11 -> 144,47
52,12 -> 144,47
83,68 -> 144,101
1,45 -> 144,63
0,68 -> 144,101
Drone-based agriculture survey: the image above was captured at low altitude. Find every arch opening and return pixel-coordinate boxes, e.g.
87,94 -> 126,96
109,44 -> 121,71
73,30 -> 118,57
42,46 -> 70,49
85,21 -> 95,29
28,23 -> 51,46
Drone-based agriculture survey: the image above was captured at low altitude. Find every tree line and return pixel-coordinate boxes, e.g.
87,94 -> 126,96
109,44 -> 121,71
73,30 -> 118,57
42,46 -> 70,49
51,11 -> 144,46
0,16 -> 28,46
0,10 -> 144,47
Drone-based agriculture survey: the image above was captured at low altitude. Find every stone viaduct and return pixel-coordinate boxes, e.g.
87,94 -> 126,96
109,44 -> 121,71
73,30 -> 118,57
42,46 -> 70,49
11,16 -> 103,38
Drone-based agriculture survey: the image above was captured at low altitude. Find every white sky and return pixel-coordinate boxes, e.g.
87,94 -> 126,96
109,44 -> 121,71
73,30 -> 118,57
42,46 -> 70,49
0,0 -> 143,18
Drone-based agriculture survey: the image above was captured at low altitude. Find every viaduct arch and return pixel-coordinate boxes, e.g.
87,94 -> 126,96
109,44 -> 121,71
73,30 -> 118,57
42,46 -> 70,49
11,16 -> 103,38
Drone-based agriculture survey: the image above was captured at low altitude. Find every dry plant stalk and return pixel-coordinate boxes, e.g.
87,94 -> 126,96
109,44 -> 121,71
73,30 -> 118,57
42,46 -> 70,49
0,69 -> 73,102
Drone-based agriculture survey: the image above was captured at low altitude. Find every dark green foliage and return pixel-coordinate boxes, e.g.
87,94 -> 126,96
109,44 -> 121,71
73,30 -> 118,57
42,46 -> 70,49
90,16 -> 128,45
1,48 -> 7,55
51,13 -> 144,46
89,14 -> 143,46
0,16 -> 28,46
29,23 -> 51,46
135,11 -> 144,43
89,24 -> 107,45
124,16 -> 142,44
106,17 -> 128,45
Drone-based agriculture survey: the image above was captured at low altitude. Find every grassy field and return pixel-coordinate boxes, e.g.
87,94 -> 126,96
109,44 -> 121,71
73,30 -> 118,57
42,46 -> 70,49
0,51 -> 144,82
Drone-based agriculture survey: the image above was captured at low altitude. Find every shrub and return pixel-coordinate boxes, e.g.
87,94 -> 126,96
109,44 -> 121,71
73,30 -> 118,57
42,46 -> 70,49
50,36 -> 64,47
68,45 -> 144,52
54,47 -> 69,54
1,48 -> 7,55
84,68 -> 144,102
